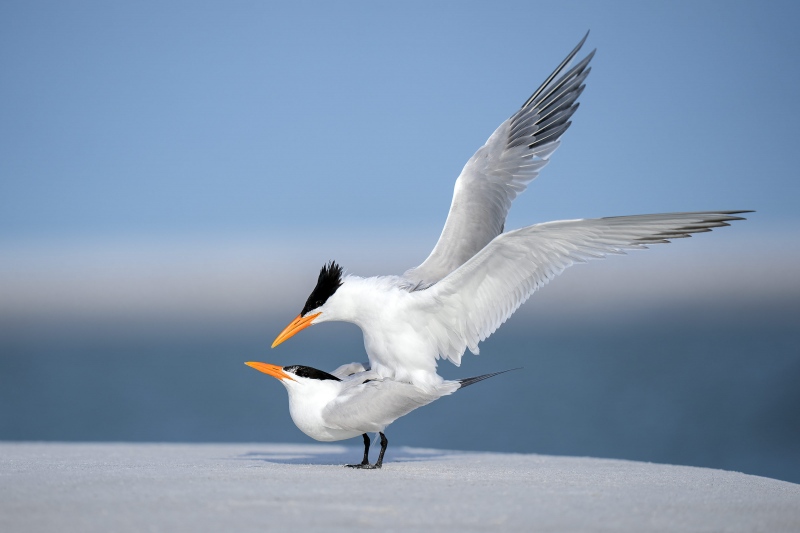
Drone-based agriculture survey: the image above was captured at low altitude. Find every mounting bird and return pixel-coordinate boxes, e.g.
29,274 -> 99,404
270,33 -> 750,389
245,361 -> 511,469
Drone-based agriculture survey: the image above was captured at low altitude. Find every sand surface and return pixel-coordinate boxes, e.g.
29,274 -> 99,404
1,442 -> 798,532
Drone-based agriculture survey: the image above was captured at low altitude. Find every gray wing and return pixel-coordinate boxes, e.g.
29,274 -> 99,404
404,32 -> 595,287
329,361 -> 370,379
410,211 -> 751,365
321,378 -> 459,434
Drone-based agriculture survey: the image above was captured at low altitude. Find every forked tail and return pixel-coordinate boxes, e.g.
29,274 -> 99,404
457,368 -> 521,389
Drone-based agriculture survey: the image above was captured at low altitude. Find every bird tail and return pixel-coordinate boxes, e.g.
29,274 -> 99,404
457,368 -> 521,389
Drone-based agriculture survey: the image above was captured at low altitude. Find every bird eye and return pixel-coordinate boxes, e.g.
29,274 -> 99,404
315,300 -> 324,308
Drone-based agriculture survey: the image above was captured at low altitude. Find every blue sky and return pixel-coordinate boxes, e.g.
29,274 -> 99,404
1,1 -> 799,320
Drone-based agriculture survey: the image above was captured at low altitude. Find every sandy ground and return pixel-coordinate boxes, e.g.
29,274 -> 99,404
1,442 -> 798,532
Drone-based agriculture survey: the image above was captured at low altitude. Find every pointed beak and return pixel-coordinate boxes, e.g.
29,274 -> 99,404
245,362 -> 296,382
271,312 -> 321,348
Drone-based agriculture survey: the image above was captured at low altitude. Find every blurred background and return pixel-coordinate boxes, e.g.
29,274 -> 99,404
1,1 -> 798,483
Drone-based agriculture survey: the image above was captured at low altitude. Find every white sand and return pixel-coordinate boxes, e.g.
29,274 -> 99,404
1,442 -> 798,532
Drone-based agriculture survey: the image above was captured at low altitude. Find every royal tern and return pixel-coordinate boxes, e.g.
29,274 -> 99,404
245,361 -> 512,468
270,34 -> 751,389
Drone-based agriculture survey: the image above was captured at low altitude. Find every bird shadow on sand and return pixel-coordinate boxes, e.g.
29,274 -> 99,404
231,444 -> 456,466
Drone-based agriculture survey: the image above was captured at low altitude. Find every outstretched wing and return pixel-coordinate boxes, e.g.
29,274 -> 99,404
413,211 -> 751,365
404,32 -> 595,287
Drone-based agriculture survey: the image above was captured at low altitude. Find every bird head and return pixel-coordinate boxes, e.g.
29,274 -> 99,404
271,261 -> 343,348
245,362 -> 342,389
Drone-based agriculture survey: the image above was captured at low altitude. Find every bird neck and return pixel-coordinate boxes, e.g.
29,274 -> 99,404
326,276 -> 399,325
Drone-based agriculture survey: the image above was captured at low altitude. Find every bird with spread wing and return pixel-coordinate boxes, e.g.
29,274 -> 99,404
269,33 -> 750,389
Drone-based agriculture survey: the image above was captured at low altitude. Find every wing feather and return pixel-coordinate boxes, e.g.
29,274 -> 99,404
414,211 -> 751,365
321,379 -> 458,433
404,33 -> 595,286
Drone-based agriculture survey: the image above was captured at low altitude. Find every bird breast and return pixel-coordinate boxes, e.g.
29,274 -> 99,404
285,384 -> 360,442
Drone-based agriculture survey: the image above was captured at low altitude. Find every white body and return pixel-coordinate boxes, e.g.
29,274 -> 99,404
280,368 -> 460,442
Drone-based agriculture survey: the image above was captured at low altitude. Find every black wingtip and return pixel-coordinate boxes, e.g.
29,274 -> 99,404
568,30 -> 591,60
578,29 -> 590,48
522,31 -> 592,109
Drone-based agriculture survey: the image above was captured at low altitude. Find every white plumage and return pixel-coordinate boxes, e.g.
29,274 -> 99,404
271,34 -> 751,389
245,361 -> 508,468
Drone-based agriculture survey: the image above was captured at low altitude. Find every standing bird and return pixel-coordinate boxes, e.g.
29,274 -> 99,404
245,361 -> 511,468
270,34 -> 751,389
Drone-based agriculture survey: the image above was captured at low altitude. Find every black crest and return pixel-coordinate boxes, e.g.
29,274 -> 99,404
283,365 -> 341,382
300,261 -> 343,316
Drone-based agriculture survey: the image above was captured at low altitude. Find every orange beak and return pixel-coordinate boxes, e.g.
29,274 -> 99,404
245,362 -> 296,382
271,312 -> 321,348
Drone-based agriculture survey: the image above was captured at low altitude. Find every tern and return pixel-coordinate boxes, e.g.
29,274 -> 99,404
245,361 -> 511,469
271,33 -> 751,389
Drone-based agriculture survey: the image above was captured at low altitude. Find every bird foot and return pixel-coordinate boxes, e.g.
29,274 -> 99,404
345,463 -> 381,469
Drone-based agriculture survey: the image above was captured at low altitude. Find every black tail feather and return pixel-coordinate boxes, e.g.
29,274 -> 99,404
457,368 -> 521,389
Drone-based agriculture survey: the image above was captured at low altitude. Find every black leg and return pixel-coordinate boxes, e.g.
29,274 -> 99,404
360,433 -> 370,465
344,433 -> 388,469
374,432 -> 388,469
345,433 -> 372,468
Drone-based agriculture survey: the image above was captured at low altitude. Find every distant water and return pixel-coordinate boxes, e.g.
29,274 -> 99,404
1,312 -> 798,484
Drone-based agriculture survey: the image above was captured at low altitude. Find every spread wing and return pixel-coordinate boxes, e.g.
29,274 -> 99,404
404,32 -> 595,287
412,211 -> 751,365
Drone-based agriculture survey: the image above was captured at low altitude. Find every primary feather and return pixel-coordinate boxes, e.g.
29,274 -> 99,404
404,32 -> 595,287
